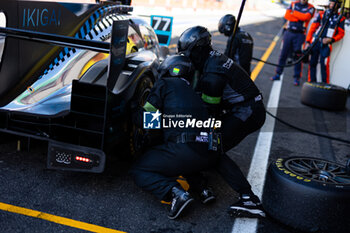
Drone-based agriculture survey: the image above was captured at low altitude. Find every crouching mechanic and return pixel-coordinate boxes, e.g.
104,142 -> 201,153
177,26 -> 266,218
218,14 -> 254,75
306,0 -> 345,83
130,55 -> 216,219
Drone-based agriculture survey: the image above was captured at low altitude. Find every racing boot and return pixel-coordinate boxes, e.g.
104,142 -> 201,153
199,187 -> 216,204
270,74 -> 280,81
168,186 -> 194,220
228,194 -> 266,218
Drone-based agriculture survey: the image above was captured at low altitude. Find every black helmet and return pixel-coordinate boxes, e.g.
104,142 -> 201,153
158,55 -> 194,80
177,26 -> 211,57
218,14 -> 236,37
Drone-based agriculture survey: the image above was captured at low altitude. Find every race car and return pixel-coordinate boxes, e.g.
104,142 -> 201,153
0,0 -> 168,173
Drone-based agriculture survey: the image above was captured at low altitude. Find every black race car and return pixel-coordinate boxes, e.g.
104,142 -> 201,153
0,0 -> 167,172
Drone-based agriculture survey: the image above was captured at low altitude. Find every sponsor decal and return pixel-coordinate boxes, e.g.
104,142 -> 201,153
276,159 -> 311,182
223,58 -> 233,69
22,8 -> 61,27
209,51 -> 221,56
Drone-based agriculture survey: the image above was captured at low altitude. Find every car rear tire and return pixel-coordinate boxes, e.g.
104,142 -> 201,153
129,76 -> 153,157
301,82 -> 347,111
263,157 -> 350,232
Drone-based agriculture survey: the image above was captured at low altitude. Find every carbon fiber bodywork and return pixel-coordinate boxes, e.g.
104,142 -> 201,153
0,1 -> 161,172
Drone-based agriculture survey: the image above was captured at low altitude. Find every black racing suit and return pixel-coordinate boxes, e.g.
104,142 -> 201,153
130,77 -> 216,201
225,28 -> 254,75
195,50 -> 266,194
199,50 -> 266,151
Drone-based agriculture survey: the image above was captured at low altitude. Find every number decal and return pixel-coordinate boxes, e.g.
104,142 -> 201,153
162,18 -> 171,31
150,15 -> 173,46
152,16 -> 162,31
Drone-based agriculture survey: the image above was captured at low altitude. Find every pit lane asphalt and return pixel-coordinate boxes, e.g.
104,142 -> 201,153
0,18 -> 349,233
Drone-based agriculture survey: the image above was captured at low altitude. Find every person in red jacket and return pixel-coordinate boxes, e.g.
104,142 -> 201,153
306,0 -> 345,83
270,0 -> 315,86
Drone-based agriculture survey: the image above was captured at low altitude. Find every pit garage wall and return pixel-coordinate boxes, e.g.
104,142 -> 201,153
329,18 -> 350,89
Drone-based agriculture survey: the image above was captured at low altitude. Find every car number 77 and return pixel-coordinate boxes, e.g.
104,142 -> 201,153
152,16 -> 171,31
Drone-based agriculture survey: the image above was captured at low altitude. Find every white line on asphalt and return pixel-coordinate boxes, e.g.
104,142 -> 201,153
231,75 -> 284,233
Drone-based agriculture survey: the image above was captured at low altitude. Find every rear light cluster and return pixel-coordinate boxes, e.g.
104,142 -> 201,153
75,156 -> 91,163
48,142 -> 106,173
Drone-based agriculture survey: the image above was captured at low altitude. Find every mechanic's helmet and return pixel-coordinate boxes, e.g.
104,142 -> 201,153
177,26 -> 212,57
218,14 -> 236,37
158,55 -> 194,81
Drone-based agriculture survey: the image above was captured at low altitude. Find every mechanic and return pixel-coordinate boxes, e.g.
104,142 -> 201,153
177,26 -> 266,218
130,55 -> 216,220
218,14 -> 254,75
306,0 -> 345,83
270,0 -> 315,86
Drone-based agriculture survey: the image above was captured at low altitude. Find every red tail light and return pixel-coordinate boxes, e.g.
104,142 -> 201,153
75,156 -> 91,163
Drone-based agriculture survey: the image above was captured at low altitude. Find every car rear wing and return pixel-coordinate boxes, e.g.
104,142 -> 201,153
0,0 -> 131,107
0,20 -> 130,173
0,0 -> 132,173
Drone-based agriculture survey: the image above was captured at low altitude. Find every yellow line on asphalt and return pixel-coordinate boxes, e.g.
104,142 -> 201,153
168,44 -> 177,49
0,202 -> 126,233
251,34 -> 280,81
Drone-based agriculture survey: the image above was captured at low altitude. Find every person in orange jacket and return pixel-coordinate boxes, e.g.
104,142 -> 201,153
270,0 -> 315,86
306,0 -> 345,83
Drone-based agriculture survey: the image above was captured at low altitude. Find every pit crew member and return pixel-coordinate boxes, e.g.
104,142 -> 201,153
177,26 -> 266,218
306,0 -> 345,83
218,14 -> 254,75
271,0 -> 315,86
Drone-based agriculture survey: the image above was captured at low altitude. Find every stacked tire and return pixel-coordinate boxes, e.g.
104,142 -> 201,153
301,82 -> 348,111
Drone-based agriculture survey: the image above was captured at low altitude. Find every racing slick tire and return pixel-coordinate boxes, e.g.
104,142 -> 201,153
301,82 -> 347,111
129,76 -> 153,157
263,157 -> 350,233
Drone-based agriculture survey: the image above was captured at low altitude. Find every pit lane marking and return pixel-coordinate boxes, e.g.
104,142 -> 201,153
251,29 -> 282,81
231,27 -> 284,233
0,201 -> 126,233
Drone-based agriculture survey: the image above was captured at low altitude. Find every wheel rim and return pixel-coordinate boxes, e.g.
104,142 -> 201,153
285,158 -> 350,185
